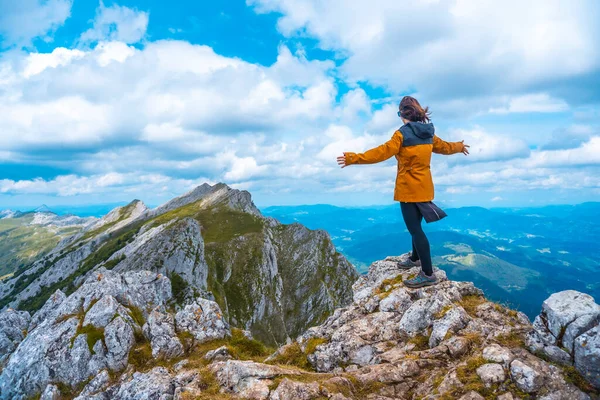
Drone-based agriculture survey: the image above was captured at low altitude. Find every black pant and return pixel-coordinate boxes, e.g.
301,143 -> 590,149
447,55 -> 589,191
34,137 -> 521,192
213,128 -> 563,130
400,202 -> 433,276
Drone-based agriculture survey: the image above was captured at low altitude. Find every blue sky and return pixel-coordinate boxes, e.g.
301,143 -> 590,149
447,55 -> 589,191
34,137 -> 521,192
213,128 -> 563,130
0,0 -> 599,210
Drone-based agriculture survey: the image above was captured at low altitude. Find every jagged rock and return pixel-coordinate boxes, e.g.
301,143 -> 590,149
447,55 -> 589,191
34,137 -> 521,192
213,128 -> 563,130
0,309 -> 30,365
541,345 -> 571,365
307,310 -> 401,372
105,367 -> 174,399
175,298 -> 230,343
40,384 -> 60,400
29,290 -> 65,330
482,344 -> 513,366
564,313 -> 600,353
574,325 -> 600,389
269,378 -> 322,400
398,291 -> 452,337
142,308 -> 184,359
429,306 -> 470,348
510,359 -> 543,393
74,370 -> 111,400
378,287 -> 412,313
476,363 -> 505,386
348,361 -> 420,384
84,295 -> 124,328
209,360 -> 301,399
105,316 -> 135,371
204,345 -> 232,362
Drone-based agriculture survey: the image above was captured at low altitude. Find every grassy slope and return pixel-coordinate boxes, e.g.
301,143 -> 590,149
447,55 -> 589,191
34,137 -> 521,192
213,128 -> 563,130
0,215 -> 83,277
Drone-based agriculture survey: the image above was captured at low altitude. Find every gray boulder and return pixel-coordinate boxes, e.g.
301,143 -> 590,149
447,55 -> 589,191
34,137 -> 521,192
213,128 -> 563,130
510,359 -> 543,393
541,290 -> 600,340
175,298 -> 230,343
104,316 -> 135,371
142,308 -> 184,359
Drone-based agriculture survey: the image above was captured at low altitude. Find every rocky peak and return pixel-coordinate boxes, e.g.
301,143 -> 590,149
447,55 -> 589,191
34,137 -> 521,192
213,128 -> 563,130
149,182 -> 261,218
33,204 -> 53,213
83,199 -> 148,235
1,254 -> 597,400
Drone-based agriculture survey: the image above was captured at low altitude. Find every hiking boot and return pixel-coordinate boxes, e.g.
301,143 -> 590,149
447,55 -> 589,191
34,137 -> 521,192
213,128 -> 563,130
404,270 -> 438,288
397,254 -> 421,270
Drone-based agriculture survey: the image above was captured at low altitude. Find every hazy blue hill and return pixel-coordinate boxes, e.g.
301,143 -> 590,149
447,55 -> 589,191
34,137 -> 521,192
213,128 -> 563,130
262,203 -> 600,320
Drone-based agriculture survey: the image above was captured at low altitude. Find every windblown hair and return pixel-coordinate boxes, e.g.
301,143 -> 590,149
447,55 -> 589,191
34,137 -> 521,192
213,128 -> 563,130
399,96 -> 431,123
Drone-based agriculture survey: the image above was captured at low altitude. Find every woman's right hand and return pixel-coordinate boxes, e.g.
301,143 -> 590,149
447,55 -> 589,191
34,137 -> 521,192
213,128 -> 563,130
337,154 -> 348,168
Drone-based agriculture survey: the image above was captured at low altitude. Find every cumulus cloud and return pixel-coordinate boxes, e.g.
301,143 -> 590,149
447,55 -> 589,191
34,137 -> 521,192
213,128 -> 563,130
250,0 -> 600,106
443,127 -> 531,163
0,0 -> 72,48
79,1 -> 149,45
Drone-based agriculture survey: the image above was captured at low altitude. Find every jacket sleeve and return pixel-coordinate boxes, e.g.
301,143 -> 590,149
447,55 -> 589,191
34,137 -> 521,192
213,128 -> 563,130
432,135 -> 464,155
345,131 -> 403,165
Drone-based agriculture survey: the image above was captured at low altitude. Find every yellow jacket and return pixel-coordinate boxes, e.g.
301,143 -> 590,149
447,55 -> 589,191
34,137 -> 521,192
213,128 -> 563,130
344,122 -> 463,202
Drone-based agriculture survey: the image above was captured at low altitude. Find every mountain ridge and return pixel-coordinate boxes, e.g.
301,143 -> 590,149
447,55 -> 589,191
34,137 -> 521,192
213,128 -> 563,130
0,182 -> 358,347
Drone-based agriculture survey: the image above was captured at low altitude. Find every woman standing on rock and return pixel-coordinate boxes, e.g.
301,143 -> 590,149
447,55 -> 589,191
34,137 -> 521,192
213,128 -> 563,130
337,96 -> 469,288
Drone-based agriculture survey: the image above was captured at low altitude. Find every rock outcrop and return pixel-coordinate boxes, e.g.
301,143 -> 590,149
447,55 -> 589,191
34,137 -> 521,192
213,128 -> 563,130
527,289 -> 600,389
1,254 -> 598,399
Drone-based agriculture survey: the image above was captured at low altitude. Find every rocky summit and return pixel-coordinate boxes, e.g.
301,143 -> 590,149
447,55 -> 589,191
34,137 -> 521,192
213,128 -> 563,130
0,253 -> 598,400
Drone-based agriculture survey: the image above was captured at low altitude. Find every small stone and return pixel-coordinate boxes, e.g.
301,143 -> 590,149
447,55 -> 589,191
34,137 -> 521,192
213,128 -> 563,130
496,393 -> 514,400
510,359 -> 543,393
459,391 -> 485,400
483,344 -> 513,366
429,306 -> 470,348
443,336 -> 470,359
269,378 -> 322,400
204,346 -> 231,362
476,363 -> 506,386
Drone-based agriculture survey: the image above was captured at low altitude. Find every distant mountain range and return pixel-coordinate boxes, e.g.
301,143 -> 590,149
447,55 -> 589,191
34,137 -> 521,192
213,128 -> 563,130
0,207 -> 96,280
263,202 -> 600,320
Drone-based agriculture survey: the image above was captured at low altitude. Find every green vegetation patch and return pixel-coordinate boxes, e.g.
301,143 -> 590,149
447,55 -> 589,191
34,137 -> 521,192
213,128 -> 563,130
170,272 -> 189,306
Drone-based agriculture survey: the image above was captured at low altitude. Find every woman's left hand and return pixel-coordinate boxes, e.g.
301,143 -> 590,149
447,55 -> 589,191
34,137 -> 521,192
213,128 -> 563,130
337,154 -> 348,168
461,141 -> 470,155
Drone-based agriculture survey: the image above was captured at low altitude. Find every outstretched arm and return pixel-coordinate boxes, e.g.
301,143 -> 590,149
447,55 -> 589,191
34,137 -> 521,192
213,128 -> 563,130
432,135 -> 469,155
337,131 -> 403,168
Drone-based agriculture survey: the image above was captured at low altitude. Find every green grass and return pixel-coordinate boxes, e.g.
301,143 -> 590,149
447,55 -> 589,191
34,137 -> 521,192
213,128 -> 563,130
170,272 -> 189,306
76,324 -> 105,353
0,216 -> 81,277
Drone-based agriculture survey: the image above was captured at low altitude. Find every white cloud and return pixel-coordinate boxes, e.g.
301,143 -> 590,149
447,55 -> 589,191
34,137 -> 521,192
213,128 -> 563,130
444,127 -> 531,163
489,93 -> 569,114
250,0 -> 600,105
0,0 -> 72,47
79,1 -> 149,45
0,172 -> 200,197
525,136 -> 600,168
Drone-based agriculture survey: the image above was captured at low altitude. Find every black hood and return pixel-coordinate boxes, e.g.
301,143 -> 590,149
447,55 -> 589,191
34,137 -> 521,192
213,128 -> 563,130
404,121 -> 435,139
